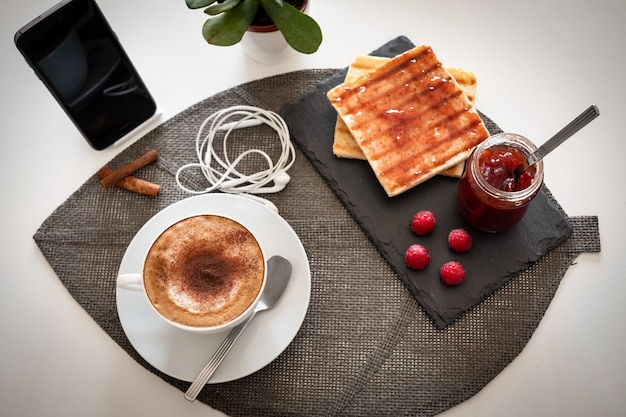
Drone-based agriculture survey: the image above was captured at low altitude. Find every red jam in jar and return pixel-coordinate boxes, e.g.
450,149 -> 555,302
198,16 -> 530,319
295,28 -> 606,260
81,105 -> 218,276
457,133 -> 544,232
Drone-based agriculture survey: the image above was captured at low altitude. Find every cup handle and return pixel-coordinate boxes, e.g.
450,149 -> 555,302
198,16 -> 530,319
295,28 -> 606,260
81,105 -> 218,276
117,273 -> 143,291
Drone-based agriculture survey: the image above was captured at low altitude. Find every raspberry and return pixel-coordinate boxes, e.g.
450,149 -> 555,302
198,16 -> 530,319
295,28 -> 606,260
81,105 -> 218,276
405,244 -> 431,270
448,228 -> 472,253
440,261 -> 466,285
411,210 -> 436,235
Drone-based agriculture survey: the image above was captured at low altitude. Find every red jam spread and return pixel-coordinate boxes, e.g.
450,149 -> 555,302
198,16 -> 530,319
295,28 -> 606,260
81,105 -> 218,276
479,145 -> 536,192
457,141 -> 542,233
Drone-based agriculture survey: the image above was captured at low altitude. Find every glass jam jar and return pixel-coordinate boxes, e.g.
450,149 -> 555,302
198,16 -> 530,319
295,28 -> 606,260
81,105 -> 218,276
457,133 -> 544,232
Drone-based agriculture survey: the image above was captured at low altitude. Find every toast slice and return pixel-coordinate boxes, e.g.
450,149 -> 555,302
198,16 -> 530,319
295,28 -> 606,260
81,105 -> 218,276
332,55 -> 478,178
327,45 -> 490,197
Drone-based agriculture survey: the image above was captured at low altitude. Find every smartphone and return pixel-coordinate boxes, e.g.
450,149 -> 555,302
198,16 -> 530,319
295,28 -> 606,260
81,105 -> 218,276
15,0 -> 157,150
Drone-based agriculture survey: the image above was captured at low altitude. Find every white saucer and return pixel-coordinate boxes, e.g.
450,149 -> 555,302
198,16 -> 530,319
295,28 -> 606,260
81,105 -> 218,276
116,194 -> 311,383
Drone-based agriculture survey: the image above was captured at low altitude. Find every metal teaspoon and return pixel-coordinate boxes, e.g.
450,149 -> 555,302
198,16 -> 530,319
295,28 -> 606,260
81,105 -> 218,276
513,104 -> 600,179
184,255 -> 292,401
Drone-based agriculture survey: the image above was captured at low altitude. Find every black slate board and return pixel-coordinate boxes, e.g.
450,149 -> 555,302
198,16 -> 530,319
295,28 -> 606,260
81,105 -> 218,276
280,36 -> 572,328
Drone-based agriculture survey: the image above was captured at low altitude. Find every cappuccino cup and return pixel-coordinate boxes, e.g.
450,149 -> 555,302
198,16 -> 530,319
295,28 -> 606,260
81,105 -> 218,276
118,214 -> 266,334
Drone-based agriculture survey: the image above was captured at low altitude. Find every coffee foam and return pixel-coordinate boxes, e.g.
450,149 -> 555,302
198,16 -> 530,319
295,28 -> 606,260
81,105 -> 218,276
143,215 -> 265,328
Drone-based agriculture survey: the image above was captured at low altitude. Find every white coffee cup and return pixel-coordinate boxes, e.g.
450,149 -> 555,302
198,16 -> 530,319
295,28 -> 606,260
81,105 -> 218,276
118,214 -> 266,334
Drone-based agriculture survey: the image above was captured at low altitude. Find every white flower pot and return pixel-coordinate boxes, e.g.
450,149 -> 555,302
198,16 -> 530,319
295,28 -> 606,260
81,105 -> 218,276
241,29 -> 293,64
240,0 -> 308,65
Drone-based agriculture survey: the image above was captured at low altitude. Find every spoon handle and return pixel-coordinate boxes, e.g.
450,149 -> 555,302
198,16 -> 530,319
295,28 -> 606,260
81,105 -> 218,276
527,104 -> 600,167
184,311 -> 258,401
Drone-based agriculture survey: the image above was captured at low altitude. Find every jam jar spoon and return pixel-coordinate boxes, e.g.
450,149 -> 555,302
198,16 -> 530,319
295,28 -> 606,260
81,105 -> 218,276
513,104 -> 600,179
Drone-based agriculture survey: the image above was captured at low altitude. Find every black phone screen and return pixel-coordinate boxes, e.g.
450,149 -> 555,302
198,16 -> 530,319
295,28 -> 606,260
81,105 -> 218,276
15,0 -> 157,150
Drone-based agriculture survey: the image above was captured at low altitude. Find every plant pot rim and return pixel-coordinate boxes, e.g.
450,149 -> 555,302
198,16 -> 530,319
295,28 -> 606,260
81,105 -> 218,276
247,0 -> 308,33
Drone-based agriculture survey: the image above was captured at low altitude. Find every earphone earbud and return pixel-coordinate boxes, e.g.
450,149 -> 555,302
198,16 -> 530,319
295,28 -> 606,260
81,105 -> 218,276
254,171 -> 291,194
275,171 -> 291,186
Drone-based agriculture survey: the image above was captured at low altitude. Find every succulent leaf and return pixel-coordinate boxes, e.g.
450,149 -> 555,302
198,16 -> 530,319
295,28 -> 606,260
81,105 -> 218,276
202,0 -> 259,46
260,0 -> 322,54
205,0 -> 242,15
186,0 -> 217,9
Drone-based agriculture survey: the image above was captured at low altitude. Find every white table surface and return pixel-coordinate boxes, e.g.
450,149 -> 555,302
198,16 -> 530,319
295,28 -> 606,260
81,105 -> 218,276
2,1 -> 624,416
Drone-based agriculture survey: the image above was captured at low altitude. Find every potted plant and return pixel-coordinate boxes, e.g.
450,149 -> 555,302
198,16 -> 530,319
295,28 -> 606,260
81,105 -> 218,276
185,0 -> 323,56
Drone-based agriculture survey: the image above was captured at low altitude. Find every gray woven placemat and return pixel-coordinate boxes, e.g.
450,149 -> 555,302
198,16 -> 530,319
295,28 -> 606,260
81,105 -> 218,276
34,69 -> 600,417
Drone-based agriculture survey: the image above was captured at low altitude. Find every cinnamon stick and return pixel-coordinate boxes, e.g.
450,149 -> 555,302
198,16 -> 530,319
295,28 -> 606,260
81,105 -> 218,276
98,167 -> 160,197
99,149 -> 159,188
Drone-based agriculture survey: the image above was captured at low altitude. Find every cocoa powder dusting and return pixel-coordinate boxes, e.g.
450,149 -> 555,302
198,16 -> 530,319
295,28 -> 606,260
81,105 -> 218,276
180,251 -> 235,299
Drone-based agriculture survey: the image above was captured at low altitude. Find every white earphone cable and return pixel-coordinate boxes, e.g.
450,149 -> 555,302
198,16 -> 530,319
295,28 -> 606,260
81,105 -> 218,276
175,105 -> 295,197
